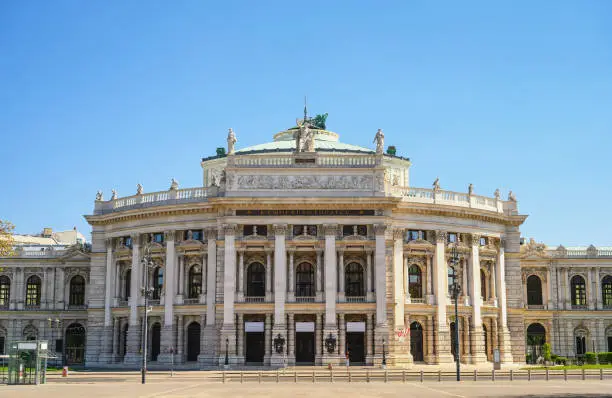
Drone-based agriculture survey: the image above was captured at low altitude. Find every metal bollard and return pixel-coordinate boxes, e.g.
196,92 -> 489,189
313,370 -> 315,383
223,371 -> 226,384
492,369 -> 495,382
349,371 -> 351,383
330,369 -> 333,383
294,371 -> 297,383
241,372 -> 244,383
582,368 -> 585,381
601,368 -> 604,381
402,369 -> 406,383
420,370 -> 424,383
528,369 -> 531,381
546,369 -> 549,381
438,370 -> 442,382
564,369 -> 567,381
510,369 -> 513,381
259,371 -> 262,383
366,370 -> 370,383
384,370 -> 388,383
277,370 -> 280,383
474,369 -> 477,381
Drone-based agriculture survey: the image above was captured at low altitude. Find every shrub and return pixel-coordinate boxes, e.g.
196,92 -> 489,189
542,343 -> 552,362
585,352 -> 597,364
525,353 -> 532,364
554,356 -> 568,365
598,352 -> 612,364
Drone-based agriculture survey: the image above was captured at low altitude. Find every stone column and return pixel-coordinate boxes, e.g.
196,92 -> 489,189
198,314 -> 206,364
264,314 -> 272,365
393,228 -> 405,324
237,249 -> 245,301
374,224 -> 387,326
338,314 -> 345,356
366,249 -> 373,302
315,313 -> 323,364
111,318 -> 119,362
490,261 -> 497,306
323,224 -> 339,365
403,256 -> 409,299
205,229 -> 217,326
288,313 -> 295,365
338,248 -> 345,301
41,267 -> 49,309
201,254 -> 207,296
237,313 -> 244,364
287,249 -> 295,302
55,268 -> 64,310
425,315 -> 434,363
595,267 -> 602,310
265,249 -> 273,301
546,268 -> 553,310
159,231 -> 176,364
426,255 -> 434,304
433,230 -> 452,363
316,248 -> 323,301
492,317 -> 499,355
366,315 -> 373,364
462,258 -> 469,306
271,224 -> 288,367
587,267 -> 594,310
125,234 -> 142,364
469,234 -> 486,364
565,268 -> 571,310
495,239 -> 513,363
176,315 -> 184,363
220,224 -> 237,365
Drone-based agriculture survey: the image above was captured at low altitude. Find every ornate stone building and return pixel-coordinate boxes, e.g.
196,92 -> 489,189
1,117 -> 610,368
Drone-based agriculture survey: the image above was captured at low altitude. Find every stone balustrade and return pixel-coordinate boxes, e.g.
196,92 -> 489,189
227,153 -> 382,168
391,186 -> 504,213
94,187 -> 213,215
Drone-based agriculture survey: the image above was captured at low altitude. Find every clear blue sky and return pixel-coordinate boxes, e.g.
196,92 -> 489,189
1,1 -> 610,246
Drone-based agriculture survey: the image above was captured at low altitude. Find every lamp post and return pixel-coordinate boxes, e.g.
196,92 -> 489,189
382,339 -> 386,368
140,244 -> 155,384
449,244 -> 461,382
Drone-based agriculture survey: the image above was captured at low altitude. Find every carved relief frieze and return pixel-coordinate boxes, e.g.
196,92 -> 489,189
235,174 -> 374,190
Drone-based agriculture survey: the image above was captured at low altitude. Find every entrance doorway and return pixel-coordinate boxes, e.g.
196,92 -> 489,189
151,323 -> 161,361
295,333 -> 315,364
245,333 -> 265,363
65,323 -> 86,365
186,322 -> 200,362
410,321 -> 424,362
346,332 -> 365,364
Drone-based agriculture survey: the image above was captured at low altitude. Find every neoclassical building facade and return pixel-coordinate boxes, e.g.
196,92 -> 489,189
1,118 -> 610,368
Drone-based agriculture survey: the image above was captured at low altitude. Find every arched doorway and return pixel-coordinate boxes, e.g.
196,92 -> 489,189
151,323 -> 161,361
410,321 -> 424,362
526,323 -> 546,364
65,323 -> 86,365
186,322 -> 200,362
527,275 -> 543,305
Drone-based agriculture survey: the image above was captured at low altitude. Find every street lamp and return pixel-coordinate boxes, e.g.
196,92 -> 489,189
382,339 -> 386,368
225,338 -> 229,366
140,244 -> 155,384
449,244 -> 461,382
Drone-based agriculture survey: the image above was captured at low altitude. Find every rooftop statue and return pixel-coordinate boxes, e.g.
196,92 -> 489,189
433,177 -> 440,191
170,178 -> 179,190
227,128 -> 236,155
310,113 -> 328,130
374,129 -> 384,154
136,184 -> 143,195
95,190 -> 103,201
295,117 -> 315,153
111,189 -> 117,200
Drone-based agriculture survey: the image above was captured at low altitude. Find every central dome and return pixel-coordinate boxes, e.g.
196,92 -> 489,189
236,128 -> 374,155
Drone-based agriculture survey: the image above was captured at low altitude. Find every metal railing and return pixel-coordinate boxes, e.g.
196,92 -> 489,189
183,298 -> 200,305
295,296 -> 315,303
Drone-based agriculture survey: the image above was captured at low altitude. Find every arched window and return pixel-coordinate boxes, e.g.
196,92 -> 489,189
152,267 -> 163,300
69,275 -> 85,306
25,275 -> 41,306
480,269 -> 487,299
526,323 -> 546,364
188,265 -> 202,299
527,275 -> 543,305
345,263 -> 364,297
602,276 -> 612,307
0,276 -> 10,308
296,263 -> 315,297
408,265 -> 422,298
246,263 -> 265,297
125,269 -> 131,299
571,275 -> 586,306
575,329 -> 588,356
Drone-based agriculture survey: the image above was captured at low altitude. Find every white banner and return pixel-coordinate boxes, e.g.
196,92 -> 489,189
295,322 -> 315,332
346,322 -> 366,332
245,322 -> 264,332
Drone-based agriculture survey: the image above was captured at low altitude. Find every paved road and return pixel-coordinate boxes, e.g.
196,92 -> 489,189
2,378 -> 612,397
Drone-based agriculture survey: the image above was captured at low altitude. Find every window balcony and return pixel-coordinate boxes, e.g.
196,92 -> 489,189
572,304 -> 588,310
67,304 -> 87,310
344,296 -> 366,303
183,298 -> 200,305
148,299 -> 161,306
244,296 -> 266,303
0,304 -> 9,310
527,304 -> 545,310
24,304 -> 41,311
407,297 -> 426,304
295,296 -> 315,303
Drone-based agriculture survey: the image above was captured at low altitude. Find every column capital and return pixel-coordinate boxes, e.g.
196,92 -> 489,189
287,247 -> 296,254
323,224 -> 338,235
273,224 -> 288,235
205,228 -> 217,240
105,238 -> 113,248
130,233 -> 140,244
434,230 -> 447,243
392,228 -> 404,240
237,248 -> 246,255
223,224 -> 237,236
469,233 -> 481,246
164,230 -> 176,242
315,247 -> 324,254
337,247 -> 345,255
374,224 -> 387,235
265,248 -> 274,255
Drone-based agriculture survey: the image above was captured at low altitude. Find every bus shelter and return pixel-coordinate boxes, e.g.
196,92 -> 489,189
7,340 -> 51,385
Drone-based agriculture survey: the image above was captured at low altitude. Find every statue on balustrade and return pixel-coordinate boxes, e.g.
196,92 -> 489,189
433,177 -> 440,191
373,129 -> 384,154
170,178 -> 179,190
136,184 -> 143,195
227,128 -> 237,155
95,190 -> 103,201
508,190 -> 516,201
468,183 -> 474,195
111,189 -> 117,200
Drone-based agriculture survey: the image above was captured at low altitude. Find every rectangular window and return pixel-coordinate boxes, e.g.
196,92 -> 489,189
56,339 -> 63,353
0,283 -> 9,306
479,237 -> 487,246
293,225 -> 317,236
184,230 -> 203,241
343,225 -> 367,237
448,233 -> 458,244
124,236 -> 132,248
0,336 -> 4,355
153,233 -> 164,243
407,230 -> 425,242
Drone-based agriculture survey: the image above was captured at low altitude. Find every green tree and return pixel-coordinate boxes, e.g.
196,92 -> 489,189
0,219 -> 15,256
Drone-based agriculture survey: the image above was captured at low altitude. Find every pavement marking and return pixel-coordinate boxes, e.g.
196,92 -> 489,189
406,382 -> 466,398
141,383 -> 204,398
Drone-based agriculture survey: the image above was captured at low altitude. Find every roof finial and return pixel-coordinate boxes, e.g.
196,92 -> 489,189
304,95 -> 308,122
